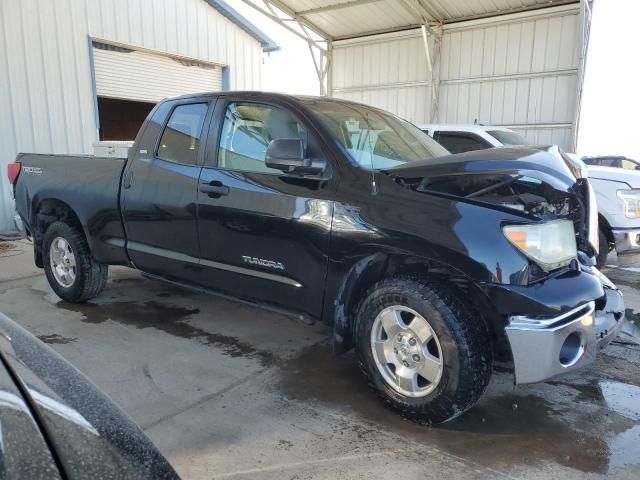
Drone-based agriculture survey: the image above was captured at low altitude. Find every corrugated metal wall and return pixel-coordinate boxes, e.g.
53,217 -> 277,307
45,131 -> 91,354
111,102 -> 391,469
0,0 -> 263,232
332,4 -> 581,151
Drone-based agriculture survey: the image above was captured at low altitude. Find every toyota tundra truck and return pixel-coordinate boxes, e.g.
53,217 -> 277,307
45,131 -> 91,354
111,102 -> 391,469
7,92 -> 625,424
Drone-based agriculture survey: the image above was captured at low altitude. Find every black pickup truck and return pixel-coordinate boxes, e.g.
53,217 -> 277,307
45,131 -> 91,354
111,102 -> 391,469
9,92 -> 625,423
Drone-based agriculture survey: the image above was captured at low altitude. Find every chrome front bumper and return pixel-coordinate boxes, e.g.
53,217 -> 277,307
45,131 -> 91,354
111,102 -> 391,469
505,287 -> 625,384
613,228 -> 640,254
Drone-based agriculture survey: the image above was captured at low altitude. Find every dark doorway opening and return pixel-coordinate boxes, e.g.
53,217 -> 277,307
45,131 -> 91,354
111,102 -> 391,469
98,97 -> 156,141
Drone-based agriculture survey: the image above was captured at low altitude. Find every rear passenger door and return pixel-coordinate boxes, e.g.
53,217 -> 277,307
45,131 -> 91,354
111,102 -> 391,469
433,131 -> 492,154
122,98 -> 214,283
196,98 -> 335,318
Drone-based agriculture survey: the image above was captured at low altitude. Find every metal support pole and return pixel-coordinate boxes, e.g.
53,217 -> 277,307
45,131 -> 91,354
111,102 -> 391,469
573,0 -> 594,152
421,25 -> 442,123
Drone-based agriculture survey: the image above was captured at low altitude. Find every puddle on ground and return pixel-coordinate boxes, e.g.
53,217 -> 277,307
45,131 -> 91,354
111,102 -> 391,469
36,333 -> 77,345
55,300 -> 278,367
277,342 -> 640,475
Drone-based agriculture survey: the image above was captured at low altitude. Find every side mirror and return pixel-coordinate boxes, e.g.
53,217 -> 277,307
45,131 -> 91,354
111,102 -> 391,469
266,139 -> 326,176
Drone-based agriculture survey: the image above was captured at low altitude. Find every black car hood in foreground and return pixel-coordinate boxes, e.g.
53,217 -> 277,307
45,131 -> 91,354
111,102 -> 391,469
0,312 -> 179,480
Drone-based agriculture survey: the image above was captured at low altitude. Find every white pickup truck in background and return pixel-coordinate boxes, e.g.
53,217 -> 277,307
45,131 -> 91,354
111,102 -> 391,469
420,124 -> 640,268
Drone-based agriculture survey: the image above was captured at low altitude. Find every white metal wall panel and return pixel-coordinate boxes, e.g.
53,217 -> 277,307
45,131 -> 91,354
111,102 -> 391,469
332,31 -> 433,123
93,47 -> 222,103
331,5 -> 581,151
439,7 -> 579,148
0,0 -> 263,231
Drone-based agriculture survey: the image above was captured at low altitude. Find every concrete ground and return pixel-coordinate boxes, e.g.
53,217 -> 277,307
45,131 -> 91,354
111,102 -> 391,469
1,239 -> 640,480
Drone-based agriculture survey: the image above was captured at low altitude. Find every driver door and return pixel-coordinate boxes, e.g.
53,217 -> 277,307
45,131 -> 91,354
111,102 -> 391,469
196,99 -> 335,318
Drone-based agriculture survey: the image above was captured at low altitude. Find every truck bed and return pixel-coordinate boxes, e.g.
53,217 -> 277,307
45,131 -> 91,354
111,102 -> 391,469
14,153 -> 129,265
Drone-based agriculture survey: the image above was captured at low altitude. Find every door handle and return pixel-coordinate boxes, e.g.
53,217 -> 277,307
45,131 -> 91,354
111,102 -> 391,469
199,182 -> 229,198
123,171 -> 133,189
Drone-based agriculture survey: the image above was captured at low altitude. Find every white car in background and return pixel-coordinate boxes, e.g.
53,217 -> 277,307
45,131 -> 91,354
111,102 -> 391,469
419,124 -> 530,154
420,123 -> 640,268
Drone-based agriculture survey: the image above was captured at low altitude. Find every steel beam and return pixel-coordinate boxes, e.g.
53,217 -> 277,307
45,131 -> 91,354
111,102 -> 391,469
298,0 -> 384,16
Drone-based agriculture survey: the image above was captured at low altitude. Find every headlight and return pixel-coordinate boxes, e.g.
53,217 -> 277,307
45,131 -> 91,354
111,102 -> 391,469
617,189 -> 640,218
503,220 -> 577,271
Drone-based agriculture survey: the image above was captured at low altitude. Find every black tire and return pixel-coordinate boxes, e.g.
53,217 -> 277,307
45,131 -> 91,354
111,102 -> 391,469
354,277 -> 492,424
595,229 -> 609,270
43,221 -> 108,302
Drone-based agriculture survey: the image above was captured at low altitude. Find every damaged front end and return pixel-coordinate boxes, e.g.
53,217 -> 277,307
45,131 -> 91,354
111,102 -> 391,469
390,146 -> 599,263
387,146 -> 625,383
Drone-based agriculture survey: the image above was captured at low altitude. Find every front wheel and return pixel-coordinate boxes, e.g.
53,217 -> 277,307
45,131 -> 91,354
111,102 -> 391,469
355,277 -> 492,424
43,221 -> 108,302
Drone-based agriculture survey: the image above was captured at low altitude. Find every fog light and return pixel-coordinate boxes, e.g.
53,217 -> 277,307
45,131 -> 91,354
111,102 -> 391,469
559,332 -> 585,367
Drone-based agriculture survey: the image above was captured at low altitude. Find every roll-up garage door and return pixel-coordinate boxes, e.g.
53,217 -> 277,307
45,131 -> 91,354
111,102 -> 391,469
92,42 -> 222,103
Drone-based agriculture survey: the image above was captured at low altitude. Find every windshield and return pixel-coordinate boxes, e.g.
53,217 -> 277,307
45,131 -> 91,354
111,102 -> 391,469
303,100 -> 449,169
488,130 -> 529,146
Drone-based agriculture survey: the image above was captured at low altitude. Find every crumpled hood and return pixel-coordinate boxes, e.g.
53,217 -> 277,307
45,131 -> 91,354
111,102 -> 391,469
386,146 -> 595,255
386,146 -> 581,191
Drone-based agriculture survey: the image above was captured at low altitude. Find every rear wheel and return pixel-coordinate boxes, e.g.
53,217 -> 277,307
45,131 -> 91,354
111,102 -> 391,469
355,277 -> 492,424
43,221 -> 108,302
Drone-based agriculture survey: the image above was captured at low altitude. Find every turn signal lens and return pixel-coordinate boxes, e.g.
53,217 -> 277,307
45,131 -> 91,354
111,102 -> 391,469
503,220 -> 577,271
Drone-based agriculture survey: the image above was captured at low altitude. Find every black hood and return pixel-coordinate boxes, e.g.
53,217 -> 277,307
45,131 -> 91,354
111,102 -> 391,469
386,146 -> 582,192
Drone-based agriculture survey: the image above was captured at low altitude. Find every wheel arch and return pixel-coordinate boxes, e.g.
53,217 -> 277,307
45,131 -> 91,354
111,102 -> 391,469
331,252 -> 507,357
33,198 -> 88,267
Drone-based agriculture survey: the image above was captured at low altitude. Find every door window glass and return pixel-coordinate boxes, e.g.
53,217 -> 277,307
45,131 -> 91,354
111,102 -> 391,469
595,158 -> 620,167
621,159 -> 640,170
487,130 -> 529,146
157,103 -> 208,165
217,102 -> 305,173
434,132 -> 490,154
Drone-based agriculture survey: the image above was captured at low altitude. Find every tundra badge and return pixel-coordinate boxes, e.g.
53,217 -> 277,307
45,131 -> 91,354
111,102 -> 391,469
242,256 -> 285,270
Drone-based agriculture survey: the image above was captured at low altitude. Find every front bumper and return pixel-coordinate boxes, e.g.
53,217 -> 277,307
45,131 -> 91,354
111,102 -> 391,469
505,283 -> 624,384
613,228 -> 640,255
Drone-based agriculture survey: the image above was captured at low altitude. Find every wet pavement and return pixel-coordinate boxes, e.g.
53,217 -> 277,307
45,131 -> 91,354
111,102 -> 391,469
1,239 -> 639,479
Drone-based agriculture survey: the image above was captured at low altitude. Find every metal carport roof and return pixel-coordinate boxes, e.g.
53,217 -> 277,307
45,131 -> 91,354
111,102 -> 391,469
238,0 -> 587,95
238,0 -> 581,41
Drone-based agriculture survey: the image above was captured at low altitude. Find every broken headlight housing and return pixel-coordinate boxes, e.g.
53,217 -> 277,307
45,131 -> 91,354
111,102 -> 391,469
503,219 -> 577,271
